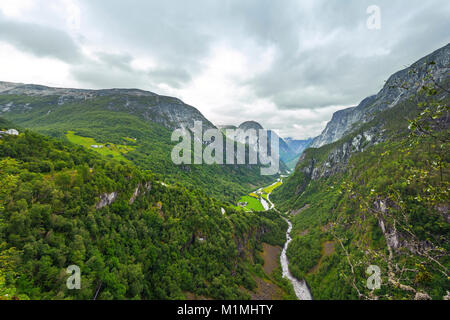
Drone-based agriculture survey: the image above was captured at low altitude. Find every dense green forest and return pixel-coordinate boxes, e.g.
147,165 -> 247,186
272,70 -> 449,299
0,94 -> 275,203
0,125 -> 289,300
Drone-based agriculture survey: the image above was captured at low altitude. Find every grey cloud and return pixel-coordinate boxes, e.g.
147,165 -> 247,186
75,0 -> 450,111
70,51 -> 191,90
148,68 -> 191,89
95,52 -> 134,72
0,12 -> 82,62
243,0 -> 450,110
79,0 -> 214,72
71,52 -> 145,89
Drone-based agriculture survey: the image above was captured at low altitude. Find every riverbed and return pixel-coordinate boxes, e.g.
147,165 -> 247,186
242,178 -> 313,300
280,217 -> 313,300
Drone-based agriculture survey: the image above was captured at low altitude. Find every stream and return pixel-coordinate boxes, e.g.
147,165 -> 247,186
280,217 -> 313,300
247,178 -> 313,300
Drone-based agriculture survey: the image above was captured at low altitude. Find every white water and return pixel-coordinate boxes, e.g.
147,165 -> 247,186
248,178 -> 313,300
280,217 -> 313,300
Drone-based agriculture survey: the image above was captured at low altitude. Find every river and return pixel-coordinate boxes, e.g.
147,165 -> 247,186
256,178 -> 313,300
243,178 -> 313,300
280,217 -> 313,300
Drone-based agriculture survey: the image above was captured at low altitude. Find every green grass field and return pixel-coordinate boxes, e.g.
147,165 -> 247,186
237,195 -> 264,211
237,179 -> 283,212
66,131 -> 135,162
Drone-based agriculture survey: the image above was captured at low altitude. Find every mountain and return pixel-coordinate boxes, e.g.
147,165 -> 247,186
271,44 -> 450,300
237,120 -> 263,131
0,83 -> 276,202
284,138 -> 314,170
227,120 -> 301,168
0,82 -> 216,131
311,43 -> 450,148
219,120 -> 290,173
285,137 -> 314,155
0,118 -> 291,300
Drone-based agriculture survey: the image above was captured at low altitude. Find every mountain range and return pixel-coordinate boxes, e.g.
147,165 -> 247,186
220,120 -> 313,170
0,82 -> 291,202
0,42 -> 448,301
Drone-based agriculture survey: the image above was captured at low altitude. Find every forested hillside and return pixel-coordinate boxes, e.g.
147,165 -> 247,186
0,125 -> 289,299
272,59 -> 449,299
0,88 -> 276,203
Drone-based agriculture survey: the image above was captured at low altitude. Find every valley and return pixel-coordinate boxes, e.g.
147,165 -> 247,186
0,42 -> 448,301
0,88 -> 278,203
236,177 -> 313,300
0,126 -> 295,300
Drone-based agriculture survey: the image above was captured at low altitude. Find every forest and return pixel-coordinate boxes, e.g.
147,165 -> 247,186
0,125 -> 288,299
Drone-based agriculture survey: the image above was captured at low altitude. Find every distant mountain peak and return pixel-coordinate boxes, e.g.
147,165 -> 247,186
238,121 -> 264,130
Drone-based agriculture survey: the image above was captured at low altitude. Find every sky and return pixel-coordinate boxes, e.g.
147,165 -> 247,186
0,0 -> 449,139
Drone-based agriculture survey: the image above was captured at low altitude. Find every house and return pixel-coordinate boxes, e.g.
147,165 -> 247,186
6,129 -> 19,135
91,145 -> 104,149
0,128 -> 19,136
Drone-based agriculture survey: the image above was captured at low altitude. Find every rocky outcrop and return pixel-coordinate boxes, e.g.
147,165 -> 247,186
436,204 -> 449,223
302,125 -> 385,181
312,43 -> 450,148
414,292 -> 432,300
96,181 -> 152,208
311,102 -> 368,148
374,198 -> 433,253
95,192 -> 118,209
375,199 -> 405,250
129,181 -> 152,204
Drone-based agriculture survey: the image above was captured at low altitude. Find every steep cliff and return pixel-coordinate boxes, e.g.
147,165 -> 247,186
271,44 -> 449,300
311,43 -> 450,148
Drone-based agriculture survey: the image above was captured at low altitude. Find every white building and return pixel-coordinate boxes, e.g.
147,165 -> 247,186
0,129 -> 19,136
6,129 -> 19,135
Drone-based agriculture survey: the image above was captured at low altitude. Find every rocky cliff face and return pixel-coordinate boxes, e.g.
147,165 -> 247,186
95,191 -> 118,209
0,81 -> 215,131
301,124 -> 385,182
311,43 -> 450,148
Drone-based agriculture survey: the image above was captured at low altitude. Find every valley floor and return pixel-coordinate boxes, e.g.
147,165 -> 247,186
236,177 -> 313,300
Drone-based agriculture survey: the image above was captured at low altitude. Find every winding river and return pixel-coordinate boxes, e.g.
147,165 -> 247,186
280,217 -> 312,300
255,178 -> 312,300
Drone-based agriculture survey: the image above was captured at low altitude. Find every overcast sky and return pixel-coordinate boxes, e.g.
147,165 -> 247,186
0,0 -> 449,139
